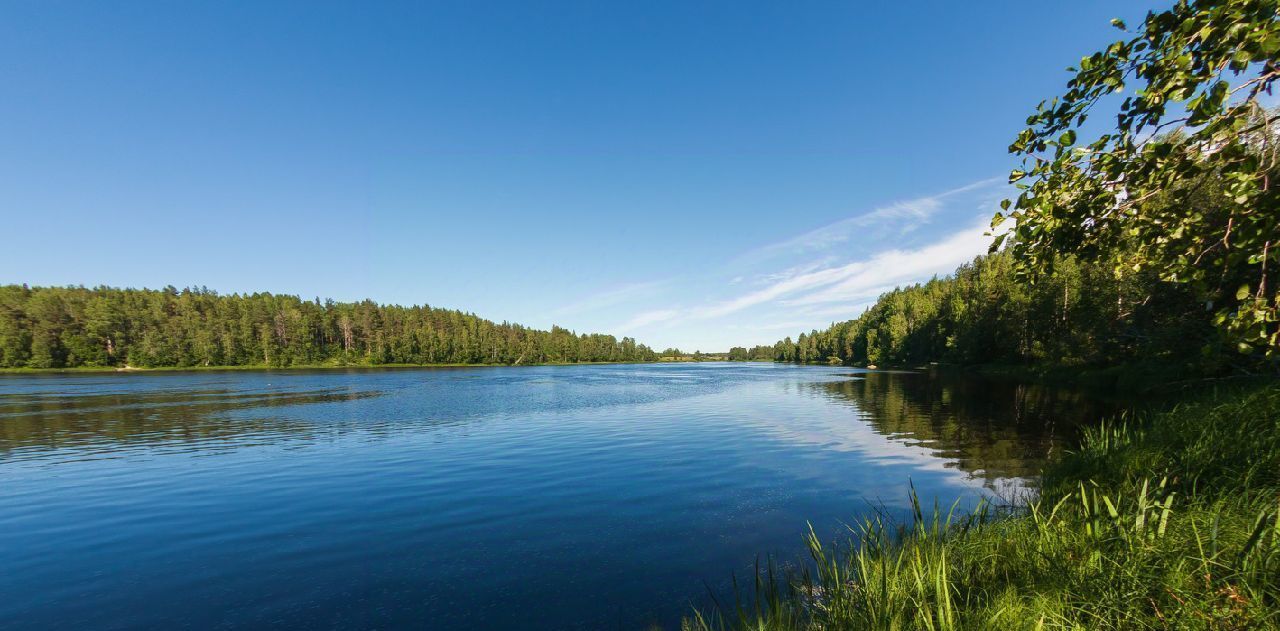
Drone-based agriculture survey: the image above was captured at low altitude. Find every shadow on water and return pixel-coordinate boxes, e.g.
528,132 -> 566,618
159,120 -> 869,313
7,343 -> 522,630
0,364 -> 1129,630
809,369 -> 1123,485
0,364 -> 789,465
0,388 -> 382,460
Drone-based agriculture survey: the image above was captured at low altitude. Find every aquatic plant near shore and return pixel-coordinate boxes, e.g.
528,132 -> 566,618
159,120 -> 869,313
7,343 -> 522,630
686,384 -> 1280,630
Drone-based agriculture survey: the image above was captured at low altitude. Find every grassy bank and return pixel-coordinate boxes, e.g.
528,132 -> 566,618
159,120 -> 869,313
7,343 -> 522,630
686,381 -> 1280,630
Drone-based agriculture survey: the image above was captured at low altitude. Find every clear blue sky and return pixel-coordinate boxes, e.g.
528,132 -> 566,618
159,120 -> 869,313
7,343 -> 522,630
1,1 -> 1166,351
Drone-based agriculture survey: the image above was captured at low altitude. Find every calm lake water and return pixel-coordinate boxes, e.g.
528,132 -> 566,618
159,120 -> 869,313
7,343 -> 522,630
0,363 -> 1108,629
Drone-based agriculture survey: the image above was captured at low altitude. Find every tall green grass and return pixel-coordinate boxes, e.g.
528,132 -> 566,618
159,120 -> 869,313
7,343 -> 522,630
685,383 -> 1280,630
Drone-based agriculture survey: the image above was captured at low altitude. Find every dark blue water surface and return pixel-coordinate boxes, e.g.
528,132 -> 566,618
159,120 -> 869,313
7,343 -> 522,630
0,363 -> 1106,629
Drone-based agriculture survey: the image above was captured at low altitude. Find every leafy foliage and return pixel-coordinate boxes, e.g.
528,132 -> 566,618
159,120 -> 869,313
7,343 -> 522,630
0,284 -> 658,369
727,346 -> 774,361
998,0 -> 1280,357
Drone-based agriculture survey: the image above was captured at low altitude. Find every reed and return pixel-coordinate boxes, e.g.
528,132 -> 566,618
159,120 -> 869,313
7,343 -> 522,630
686,383 -> 1280,630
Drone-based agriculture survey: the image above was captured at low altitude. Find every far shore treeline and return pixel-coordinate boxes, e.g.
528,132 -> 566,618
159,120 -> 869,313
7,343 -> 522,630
767,249 -> 1222,377
0,285 -> 658,369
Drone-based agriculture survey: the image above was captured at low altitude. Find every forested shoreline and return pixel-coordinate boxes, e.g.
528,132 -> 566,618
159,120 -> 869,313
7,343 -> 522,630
0,285 -> 658,369
768,250 -> 1226,377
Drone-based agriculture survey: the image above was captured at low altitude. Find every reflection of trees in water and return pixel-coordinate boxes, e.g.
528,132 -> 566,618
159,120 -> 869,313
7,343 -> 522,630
0,389 -> 380,459
809,371 -> 1117,483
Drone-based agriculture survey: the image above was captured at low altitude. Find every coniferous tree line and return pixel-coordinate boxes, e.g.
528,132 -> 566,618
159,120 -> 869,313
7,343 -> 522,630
769,251 -> 1229,371
0,285 -> 658,369
657,346 -> 774,361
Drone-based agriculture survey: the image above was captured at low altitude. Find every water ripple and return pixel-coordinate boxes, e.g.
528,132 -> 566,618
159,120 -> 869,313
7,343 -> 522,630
0,363 -> 1108,630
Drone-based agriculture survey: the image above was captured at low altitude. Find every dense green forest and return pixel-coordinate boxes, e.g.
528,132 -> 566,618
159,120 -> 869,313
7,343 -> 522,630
728,346 -> 777,361
769,250 -> 1224,373
0,285 -> 658,369
659,347 -> 774,361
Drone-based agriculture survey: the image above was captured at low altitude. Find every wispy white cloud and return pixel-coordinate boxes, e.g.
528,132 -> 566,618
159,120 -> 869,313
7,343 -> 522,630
690,219 -> 992,319
753,258 -> 837,286
688,264 -> 853,319
785,220 -> 994,306
723,321 -> 816,332
550,280 -> 666,317
794,301 -> 878,320
618,218 -> 995,335
742,177 -> 1002,261
607,178 -> 1008,348
614,308 -> 680,331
